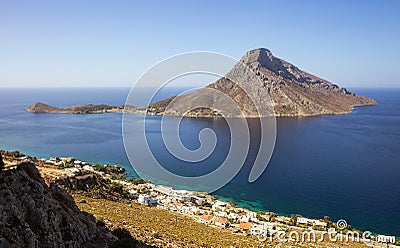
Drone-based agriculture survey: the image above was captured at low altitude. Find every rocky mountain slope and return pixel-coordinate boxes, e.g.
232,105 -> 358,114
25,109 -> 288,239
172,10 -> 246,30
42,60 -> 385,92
148,48 -> 377,117
0,162 -> 114,247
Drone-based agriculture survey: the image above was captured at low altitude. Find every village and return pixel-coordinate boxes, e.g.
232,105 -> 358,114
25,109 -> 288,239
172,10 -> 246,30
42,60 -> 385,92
1,151 -> 398,246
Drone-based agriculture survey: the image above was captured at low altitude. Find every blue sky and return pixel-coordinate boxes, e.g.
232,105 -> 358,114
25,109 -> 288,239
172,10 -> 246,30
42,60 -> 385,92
0,0 -> 399,88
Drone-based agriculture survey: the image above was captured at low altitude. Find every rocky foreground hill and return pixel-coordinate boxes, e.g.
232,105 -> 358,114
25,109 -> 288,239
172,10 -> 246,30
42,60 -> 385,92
0,152 -> 383,247
0,162 -> 115,247
148,48 -> 377,117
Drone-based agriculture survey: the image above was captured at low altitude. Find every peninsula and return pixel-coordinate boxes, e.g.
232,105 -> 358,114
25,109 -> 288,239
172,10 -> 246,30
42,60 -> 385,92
26,102 -> 143,114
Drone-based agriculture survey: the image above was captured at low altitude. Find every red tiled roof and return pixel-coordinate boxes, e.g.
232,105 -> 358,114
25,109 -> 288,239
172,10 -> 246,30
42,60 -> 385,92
239,222 -> 253,229
215,217 -> 227,223
201,215 -> 213,221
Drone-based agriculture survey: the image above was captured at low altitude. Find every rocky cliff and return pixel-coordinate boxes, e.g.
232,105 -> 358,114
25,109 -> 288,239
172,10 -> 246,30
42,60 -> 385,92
0,162 -> 114,248
148,48 -> 377,117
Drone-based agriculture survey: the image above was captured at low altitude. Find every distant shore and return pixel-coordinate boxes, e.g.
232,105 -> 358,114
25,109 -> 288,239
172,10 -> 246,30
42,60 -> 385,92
25,102 -> 146,114
25,101 -> 377,118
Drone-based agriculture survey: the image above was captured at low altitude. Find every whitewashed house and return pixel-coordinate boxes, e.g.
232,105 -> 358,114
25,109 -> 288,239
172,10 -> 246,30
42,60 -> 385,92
246,211 -> 258,222
239,215 -> 250,223
215,211 -> 228,218
128,189 -> 137,198
259,221 -> 278,231
192,196 -> 204,206
82,165 -> 95,172
251,224 -> 268,236
179,206 -> 190,213
212,200 -> 227,211
313,220 -> 327,228
189,206 -> 200,215
228,213 -> 239,221
199,215 -> 213,224
153,185 -> 173,196
297,217 -> 314,225
138,194 -> 156,206
214,217 -> 228,227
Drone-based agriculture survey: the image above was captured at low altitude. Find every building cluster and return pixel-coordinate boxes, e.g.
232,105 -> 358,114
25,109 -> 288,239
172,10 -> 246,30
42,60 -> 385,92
132,184 -> 335,238
40,157 -> 118,178
40,157 -> 89,168
296,217 -> 327,228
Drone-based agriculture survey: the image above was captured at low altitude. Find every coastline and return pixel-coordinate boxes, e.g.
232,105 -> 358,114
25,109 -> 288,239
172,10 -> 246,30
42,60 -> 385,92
25,100 -> 378,118
1,149 -> 398,245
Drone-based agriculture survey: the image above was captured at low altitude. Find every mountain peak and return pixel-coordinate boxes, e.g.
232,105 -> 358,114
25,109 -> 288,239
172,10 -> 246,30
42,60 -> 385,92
240,48 -> 273,65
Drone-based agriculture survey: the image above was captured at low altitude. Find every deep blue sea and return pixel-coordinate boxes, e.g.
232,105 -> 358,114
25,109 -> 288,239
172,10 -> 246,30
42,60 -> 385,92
0,87 -> 399,236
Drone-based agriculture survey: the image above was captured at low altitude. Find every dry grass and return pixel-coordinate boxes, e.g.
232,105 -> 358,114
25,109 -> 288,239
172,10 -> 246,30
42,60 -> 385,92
73,193 -> 371,248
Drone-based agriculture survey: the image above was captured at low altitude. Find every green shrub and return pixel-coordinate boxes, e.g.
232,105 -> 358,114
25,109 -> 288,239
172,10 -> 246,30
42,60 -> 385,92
94,163 -> 107,172
130,178 -> 146,185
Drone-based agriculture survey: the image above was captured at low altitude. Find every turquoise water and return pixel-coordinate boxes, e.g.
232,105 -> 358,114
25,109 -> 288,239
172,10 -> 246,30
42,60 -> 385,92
0,87 -> 399,236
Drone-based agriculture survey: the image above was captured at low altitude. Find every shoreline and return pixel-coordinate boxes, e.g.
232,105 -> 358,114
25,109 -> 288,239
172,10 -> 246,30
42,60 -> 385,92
25,101 -> 378,118
1,149 -> 398,244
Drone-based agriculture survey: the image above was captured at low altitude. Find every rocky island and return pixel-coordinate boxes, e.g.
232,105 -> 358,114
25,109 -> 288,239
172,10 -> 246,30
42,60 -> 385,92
147,48 -> 377,117
26,48 -> 377,117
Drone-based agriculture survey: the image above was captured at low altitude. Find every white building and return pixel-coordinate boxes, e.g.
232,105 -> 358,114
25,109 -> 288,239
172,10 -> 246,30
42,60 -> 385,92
245,211 -> 258,222
214,217 -> 228,227
82,165 -> 95,172
297,217 -> 314,225
192,196 -> 204,206
251,224 -> 268,236
153,185 -> 173,196
54,161 -> 64,166
215,211 -> 228,218
228,213 -> 239,220
144,183 -> 155,189
313,220 -> 327,228
212,200 -> 227,211
199,215 -> 213,224
138,194 -> 156,206
189,206 -> 200,215
128,189 -> 137,198
239,215 -> 250,223
179,206 -> 190,213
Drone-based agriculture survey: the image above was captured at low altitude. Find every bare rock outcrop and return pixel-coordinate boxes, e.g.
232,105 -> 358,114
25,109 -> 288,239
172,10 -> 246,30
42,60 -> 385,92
0,153 -> 4,172
0,162 -> 114,248
25,102 -> 61,113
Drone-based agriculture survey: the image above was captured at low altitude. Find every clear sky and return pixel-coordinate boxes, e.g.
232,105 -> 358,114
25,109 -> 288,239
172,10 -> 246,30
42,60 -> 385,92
0,0 -> 399,88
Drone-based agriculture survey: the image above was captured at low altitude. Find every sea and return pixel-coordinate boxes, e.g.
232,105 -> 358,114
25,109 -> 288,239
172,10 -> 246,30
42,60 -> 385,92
0,87 -> 399,236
